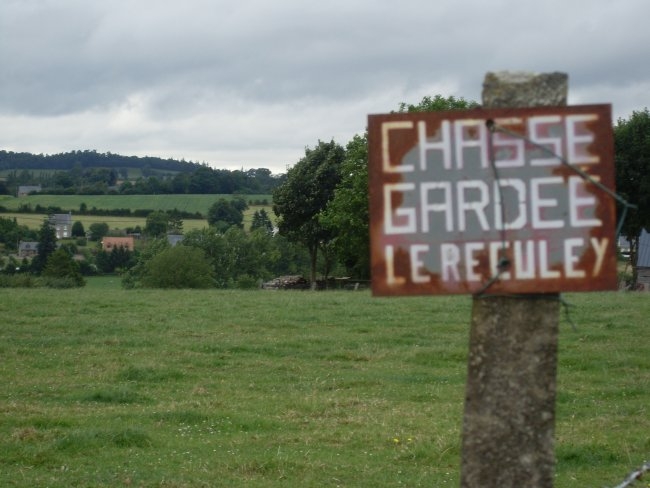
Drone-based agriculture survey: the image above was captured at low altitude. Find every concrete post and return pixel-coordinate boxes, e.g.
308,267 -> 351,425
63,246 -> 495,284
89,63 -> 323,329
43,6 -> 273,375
459,71 -> 568,488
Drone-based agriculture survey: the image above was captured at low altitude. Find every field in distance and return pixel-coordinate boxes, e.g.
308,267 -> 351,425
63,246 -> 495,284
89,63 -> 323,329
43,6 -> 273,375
3,212 -> 209,232
0,194 -> 274,231
0,194 -> 272,215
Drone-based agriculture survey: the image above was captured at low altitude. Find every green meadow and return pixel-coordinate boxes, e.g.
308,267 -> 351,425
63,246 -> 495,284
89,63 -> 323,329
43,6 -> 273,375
4,213 -> 209,234
0,284 -> 648,487
1,194 -> 275,233
0,194 -> 272,216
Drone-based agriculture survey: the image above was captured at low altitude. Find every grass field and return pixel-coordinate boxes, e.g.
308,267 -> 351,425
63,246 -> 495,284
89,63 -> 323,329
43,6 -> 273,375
3,213 -> 210,234
0,285 -> 648,487
0,194 -> 272,215
2,208 -> 269,233
0,194 -> 274,233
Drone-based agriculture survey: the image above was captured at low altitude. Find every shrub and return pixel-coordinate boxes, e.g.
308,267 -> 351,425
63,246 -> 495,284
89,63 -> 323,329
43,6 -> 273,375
0,274 -> 42,288
236,274 -> 260,289
42,248 -> 85,287
141,246 -> 214,289
42,277 -> 82,289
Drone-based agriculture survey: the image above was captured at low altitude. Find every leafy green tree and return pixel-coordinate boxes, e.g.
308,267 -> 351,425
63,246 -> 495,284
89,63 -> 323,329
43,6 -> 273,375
273,140 -> 345,284
88,222 -> 109,241
184,227 -> 260,288
171,173 -> 190,193
213,227 -> 253,287
53,171 -> 76,189
145,211 -> 169,237
614,107 -> 650,285
182,228 -> 226,263
268,234 -> 311,277
141,246 -> 214,288
251,209 -> 274,234
121,238 -> 169,288
95,246 -> 135,274
71,220 -> 85,238
31,219 -> 58,274
181,227 -> 309,288
2,255 -> 22,274
320,134 -> 370,278
398,94 -> 479,113
167,212 -> 184,234
207,199 -> 244,230
119,181 -> 135,194
42,248 -> 85,287
322,95 -> 480,279
230,196 -> 249,213
0,217 -> 34,251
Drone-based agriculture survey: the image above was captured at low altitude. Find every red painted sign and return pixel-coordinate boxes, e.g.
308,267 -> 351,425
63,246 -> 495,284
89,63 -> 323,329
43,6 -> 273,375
368,104 -> 618,296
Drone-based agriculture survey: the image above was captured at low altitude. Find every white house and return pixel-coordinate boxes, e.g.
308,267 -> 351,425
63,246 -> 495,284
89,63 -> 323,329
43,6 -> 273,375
636,229 -> 650,291
49,213 -> 72,239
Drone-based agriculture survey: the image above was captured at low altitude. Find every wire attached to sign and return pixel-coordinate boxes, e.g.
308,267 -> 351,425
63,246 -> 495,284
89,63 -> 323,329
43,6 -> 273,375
475,119 -> 636,297
486,119 -> 637,239
476,123 -> 512,296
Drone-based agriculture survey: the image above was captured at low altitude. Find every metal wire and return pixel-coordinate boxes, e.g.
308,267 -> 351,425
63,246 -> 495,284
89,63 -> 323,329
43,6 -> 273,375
611,461 -> 650,488
487,120 -> 637,241
475,119 -> 636,297
477,120 -> 646,484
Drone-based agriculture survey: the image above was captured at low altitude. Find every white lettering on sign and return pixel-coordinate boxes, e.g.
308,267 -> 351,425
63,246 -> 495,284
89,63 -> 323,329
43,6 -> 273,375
418,120 -> 452,170
370,105 -> 616,295
383,237 -> 610,285
383,177 -> 598,235
382,121 -> 414,173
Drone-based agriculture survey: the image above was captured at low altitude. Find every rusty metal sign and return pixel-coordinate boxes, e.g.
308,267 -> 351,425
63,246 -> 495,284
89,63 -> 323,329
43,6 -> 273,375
368,104 -> 618,296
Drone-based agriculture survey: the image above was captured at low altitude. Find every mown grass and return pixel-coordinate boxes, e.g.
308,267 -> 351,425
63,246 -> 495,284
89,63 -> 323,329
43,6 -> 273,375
0,194 -> 272,215
1,193 -> 275,232
0,286 -> 648,487
2,207 -> 268,233
4,212 -> 209,233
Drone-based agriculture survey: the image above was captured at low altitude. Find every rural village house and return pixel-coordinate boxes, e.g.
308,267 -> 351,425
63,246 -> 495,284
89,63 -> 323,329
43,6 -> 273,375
636,229 -> 650,291
617,235 -> 631,258
48,213 -> 72,239
17,185 -> 42,197
18,241 -> 39,258
101,236 -> 135,252
167,234 -> 183,247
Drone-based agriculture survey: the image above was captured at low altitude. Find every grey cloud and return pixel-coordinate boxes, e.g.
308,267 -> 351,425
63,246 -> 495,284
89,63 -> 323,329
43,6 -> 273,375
1,0 -> 649,172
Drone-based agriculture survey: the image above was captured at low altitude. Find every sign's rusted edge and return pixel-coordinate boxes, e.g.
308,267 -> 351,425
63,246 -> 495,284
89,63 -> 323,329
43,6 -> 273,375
368,104 -> 617,296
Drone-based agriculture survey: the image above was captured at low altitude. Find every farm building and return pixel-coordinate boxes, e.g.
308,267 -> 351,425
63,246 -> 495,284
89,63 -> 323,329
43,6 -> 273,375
167,234 -> 184,247
18,241 -> 39,258
618,235 -> 631,258
102,236 -> 135,252
48,213 -> 72,239
637,229 -> 650,291
17,185 -> 42,197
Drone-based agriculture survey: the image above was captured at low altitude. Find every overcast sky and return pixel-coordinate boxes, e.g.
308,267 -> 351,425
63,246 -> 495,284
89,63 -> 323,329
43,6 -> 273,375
1,0 -> 648,174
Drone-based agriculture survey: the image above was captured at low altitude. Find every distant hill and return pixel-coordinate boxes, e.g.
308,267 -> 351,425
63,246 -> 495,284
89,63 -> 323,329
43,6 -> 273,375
1,149 -> 206,173
0,149 -> 285,196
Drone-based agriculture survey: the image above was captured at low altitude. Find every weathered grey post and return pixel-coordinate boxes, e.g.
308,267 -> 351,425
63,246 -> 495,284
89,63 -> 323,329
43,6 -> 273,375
460,71 -> 568,488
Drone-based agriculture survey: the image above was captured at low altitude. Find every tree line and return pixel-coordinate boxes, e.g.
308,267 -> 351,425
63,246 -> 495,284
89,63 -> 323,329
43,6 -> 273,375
272,95 -> 480,284
0,151 -> 285,195
0,149 -> 198,172
0,213 -> 311,290
2,97 -> 648,289
272,98 -> 649,287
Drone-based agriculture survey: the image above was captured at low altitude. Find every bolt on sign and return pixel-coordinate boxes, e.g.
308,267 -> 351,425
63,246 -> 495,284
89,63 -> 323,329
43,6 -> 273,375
368,104 -> 618,296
